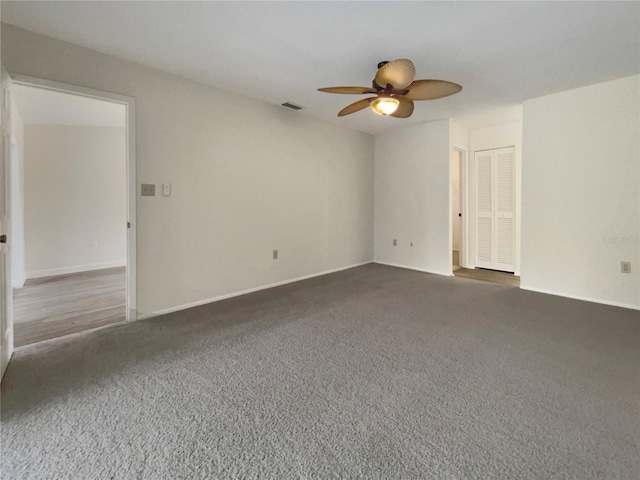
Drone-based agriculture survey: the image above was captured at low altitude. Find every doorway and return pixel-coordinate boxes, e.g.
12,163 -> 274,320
453,145 -> 520,288
8,76 -> 136,347
451,148 -> 464,272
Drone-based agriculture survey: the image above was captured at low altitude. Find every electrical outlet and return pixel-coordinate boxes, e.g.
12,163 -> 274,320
621,262 -> 631,274
141,184 -> 155,196
410,242 -> 413,247
90,242 -> 98,249
162,183 -> 171,196
273,249 -> 278,260
393,239 -> 397,246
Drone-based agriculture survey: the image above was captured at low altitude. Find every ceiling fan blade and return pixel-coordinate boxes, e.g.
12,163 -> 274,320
374,59 -> 416,89
338,98 -> 374,117
390,98 -> 414,118
318,86 -> 377,94
403,80 -> 463,101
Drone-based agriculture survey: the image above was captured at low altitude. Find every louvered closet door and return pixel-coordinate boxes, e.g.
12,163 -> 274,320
475,151 -> 494,269
474,147 -> 515,272
494,148 -> 515,271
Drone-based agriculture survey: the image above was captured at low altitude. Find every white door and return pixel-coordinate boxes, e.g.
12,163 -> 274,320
494,147 -> 515,271
1,64 -> 13,378
475,150 -> 494,269
474,147 -> 515,272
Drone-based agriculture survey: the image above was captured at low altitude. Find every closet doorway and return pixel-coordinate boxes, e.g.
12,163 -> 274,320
453,145 -> 520,288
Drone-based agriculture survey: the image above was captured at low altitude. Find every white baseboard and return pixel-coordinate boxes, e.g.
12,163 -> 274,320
136,261 -> 374,321
27,261 -> 126,279
519,284 -> 639,311
374,261 -> 452,277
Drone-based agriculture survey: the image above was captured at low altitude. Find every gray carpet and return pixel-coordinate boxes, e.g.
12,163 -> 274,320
1,263 -> 638,479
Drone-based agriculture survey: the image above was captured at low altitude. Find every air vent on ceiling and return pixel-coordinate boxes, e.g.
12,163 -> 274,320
281,102 -> 304,111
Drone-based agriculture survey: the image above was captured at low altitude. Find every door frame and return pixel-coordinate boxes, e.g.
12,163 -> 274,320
1,64 -> 14,377
12,74 -> 138,321
450,146 -> 468,272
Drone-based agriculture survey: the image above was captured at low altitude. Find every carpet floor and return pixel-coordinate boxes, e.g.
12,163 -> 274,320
1,264 -> 638,479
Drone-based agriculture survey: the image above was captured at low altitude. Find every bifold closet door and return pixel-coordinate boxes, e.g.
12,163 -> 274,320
475,150 -> 494,269
474,147 -> 515,272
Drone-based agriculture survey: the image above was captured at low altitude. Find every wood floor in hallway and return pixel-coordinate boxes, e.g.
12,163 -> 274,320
454,267 -> 520,287
13,267 -> 126,347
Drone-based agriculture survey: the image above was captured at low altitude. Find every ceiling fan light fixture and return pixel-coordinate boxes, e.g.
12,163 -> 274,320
318,58 -> 462,119
370,97 -> 400,116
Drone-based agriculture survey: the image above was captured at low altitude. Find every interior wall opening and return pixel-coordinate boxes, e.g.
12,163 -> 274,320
10,83 -> 130,346
454,145 -> 520,288
451,148 -> 463,272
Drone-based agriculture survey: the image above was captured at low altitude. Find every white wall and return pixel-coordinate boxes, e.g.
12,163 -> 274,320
521,75 -> 639,309
1,24 -> 375,316
374,120 -> 452,275
24,125 -> 127,277
469,121 -> 523,273
9,99 -> 25,287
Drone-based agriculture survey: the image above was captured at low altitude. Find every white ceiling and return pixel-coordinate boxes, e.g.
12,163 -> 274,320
2,1 -> 639,135
12,84 -> 126,127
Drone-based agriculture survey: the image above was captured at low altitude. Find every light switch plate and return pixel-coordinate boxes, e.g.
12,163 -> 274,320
141,184 -> 155,196
162,183 -> 171,196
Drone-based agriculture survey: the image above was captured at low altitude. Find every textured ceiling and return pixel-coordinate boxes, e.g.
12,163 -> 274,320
2,1 -> 639,134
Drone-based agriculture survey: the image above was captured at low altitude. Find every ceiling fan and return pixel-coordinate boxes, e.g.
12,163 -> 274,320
318,59 -> 462,118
